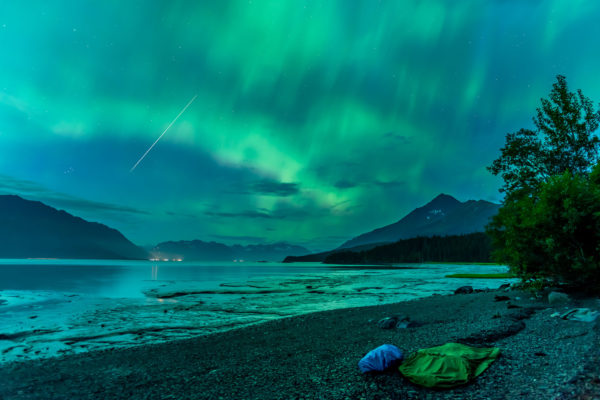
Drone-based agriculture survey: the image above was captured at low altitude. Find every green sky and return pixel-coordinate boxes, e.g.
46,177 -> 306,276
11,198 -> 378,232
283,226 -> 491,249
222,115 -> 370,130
1,0 -> 599,250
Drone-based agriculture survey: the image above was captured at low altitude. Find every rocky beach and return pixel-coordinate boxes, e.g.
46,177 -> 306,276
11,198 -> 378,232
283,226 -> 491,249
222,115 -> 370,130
1,288 -> 599,399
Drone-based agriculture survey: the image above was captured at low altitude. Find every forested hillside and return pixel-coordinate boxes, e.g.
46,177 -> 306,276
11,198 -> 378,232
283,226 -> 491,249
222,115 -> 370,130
324,233 -> 491,264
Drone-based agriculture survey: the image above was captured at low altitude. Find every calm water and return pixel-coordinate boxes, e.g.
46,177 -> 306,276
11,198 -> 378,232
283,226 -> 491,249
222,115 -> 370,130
0,259 -> 329,297
0,259 -> 514,363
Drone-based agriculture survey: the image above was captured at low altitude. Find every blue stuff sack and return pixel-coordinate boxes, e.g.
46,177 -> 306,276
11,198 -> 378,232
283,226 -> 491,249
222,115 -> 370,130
358,344 -> 404,373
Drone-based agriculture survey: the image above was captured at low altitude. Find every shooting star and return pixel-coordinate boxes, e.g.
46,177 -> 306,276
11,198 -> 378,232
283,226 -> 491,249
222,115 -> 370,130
129,94 -> 198,172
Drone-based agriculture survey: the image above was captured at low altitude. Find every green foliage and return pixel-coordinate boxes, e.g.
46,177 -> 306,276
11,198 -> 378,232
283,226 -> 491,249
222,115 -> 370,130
488,169 -> 600,290
489,75 -> 600,194
512,278 -> 551,294
488,76 -> 600,292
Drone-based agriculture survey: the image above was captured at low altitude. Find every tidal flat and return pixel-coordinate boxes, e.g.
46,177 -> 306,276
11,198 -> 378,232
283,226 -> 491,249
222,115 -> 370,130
2,289 -> 599,399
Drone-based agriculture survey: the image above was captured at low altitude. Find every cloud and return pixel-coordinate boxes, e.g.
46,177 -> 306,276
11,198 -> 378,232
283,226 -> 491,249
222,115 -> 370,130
267,200 -> 338,220
44,196 -> 150,215
383,132 -> 412,144
0,174 -> 47,194
225,179 -> 300,197
334,180 -> 357,189
374,179 -> 406,188
249,179 -> 299,196
204,210 -> 281,219
333,178 -> 405,190
165,211 -> 199,218
0,174 -> 149,216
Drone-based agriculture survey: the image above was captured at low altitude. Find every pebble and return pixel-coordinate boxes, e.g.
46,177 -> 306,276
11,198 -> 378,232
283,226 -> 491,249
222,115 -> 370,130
2,289 -> 599,400
548,292 -> 570,305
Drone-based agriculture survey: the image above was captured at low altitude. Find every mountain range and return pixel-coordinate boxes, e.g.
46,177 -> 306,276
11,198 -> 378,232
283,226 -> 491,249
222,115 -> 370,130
0,195 -> 310,261
284,194 -> 500,262
150,240 -> 310,262
0,193 -> 499,262
0,195 -> 147,259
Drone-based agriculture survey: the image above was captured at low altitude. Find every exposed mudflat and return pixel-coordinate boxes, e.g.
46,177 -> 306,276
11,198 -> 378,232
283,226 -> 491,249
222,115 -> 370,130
0,262 -> 514,363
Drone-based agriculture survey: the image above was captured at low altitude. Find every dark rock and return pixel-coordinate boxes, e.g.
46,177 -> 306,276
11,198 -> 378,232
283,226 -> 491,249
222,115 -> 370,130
548,291 -> 570,305
495,295 -> 510,302
377,317 -> 398,329
396,318 -> 423,329
395,320 -> 410,329
454,286 -> 473,295
378,315 -> 414,329
498,283 -> 511,291
507,303 -> 522,309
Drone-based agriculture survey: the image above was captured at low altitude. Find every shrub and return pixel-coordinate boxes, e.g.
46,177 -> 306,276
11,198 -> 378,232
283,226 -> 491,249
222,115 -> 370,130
488,168 -> 600,291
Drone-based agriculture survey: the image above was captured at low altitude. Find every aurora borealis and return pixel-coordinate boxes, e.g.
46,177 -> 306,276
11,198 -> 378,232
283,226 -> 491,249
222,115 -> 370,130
1,1 -> 599,250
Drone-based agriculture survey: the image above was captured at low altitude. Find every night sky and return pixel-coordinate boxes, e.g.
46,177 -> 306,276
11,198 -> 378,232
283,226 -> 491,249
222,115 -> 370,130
1,1 -> 599,251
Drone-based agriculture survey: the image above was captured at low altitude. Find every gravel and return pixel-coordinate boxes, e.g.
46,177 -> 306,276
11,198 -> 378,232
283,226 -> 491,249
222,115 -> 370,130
1,289 -> 599,399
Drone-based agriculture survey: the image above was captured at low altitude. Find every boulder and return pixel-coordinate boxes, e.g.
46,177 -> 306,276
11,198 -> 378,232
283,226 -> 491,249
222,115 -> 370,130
494,295 -> 510,302
454,286 -> 473,295
396,320 -> 410,329
498,283 -> 511,291
548,291 -> 570,305
377,317 -> 398,329
378,315 -> 412,329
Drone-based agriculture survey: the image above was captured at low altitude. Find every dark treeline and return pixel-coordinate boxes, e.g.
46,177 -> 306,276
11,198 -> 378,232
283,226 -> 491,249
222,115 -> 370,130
324,232 -> 491,264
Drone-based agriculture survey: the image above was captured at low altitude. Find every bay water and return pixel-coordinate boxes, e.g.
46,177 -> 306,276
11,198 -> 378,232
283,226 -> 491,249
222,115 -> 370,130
0,259 -> 515,363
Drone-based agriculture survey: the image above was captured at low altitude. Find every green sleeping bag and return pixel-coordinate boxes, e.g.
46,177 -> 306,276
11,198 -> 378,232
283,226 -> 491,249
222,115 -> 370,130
398,343 -> 500,388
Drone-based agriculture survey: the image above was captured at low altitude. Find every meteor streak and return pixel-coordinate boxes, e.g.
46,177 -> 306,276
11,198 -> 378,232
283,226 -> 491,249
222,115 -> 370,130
129,94 -> 198,172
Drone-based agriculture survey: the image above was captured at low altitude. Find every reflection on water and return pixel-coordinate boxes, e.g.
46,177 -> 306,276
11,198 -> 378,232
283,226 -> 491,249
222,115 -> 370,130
0,259 -> 328,298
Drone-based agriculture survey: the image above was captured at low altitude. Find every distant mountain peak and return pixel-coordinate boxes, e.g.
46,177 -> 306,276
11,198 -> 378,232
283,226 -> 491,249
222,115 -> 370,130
338,193 -> 499,249
0,195 -> 147,259
433,193 -> 455,200
425,193 -> 460,208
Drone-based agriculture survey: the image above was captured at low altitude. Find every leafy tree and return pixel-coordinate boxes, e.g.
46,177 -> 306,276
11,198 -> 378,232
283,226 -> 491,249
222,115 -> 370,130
487,169 -> 600,290
489,75 -> 600,195
488,76 -> 600,291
